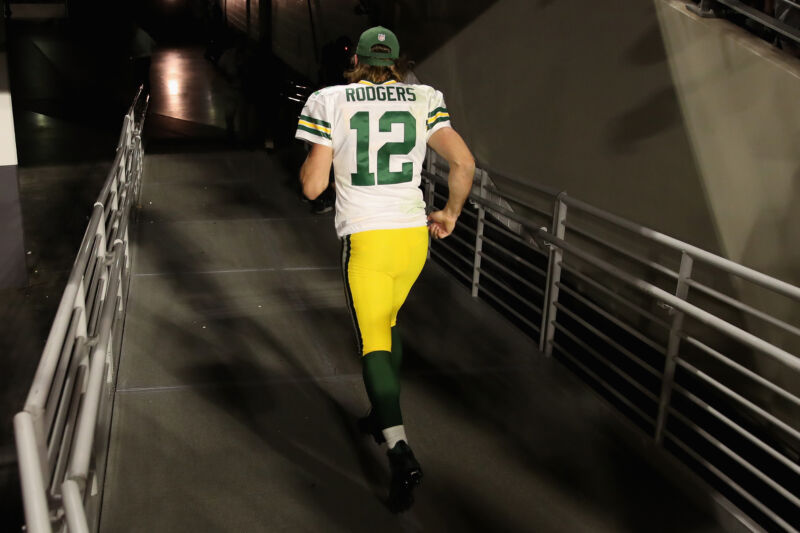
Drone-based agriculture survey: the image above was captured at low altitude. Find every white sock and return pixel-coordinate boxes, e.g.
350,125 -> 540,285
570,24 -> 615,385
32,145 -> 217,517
382,425 -> 407,449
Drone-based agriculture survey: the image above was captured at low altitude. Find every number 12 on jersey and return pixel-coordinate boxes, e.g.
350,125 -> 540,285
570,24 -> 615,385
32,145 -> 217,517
349,111 -> 416,186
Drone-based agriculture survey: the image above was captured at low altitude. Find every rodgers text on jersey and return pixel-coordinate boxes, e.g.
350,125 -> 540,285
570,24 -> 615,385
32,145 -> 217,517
296,80 -> 452,237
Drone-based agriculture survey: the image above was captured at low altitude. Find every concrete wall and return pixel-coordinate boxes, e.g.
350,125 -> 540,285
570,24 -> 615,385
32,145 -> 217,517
269,0 -> 497,83
655,0 -> 800,353
415,0 -> 723,253
270,0 -> 374,81
227,0 -> 250,37
0,51 -> 26,289
271,0 -> 326,79
227,0 -> 260,41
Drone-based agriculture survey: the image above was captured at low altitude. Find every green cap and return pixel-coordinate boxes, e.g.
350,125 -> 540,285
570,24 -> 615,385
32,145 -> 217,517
356,26 -> 399,66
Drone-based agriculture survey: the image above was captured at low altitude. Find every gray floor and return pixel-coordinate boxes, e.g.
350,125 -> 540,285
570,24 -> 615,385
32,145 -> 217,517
99,150 -> 729,532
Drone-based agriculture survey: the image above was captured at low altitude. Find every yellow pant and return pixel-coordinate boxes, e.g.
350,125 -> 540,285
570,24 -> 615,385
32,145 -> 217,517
342,226 -> 428,355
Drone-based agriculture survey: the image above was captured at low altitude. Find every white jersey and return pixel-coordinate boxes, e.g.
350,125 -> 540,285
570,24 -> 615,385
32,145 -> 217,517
295,80 -> 452,237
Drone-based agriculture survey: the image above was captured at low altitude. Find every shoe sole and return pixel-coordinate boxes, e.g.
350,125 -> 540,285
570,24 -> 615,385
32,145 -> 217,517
389,469 -> 423,513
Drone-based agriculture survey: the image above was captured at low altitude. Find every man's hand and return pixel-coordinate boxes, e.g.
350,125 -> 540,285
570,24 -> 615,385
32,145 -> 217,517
427,127 -> 475,240
427,209 -> 459,239
300,143 -> 334,200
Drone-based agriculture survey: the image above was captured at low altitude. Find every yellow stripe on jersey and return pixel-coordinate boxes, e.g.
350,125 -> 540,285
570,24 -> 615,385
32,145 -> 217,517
297,119 -> 331,135
358,80 -> 399,85
426,111 -> 450,131
426,112 -> 449,124
297,114 -> 332,140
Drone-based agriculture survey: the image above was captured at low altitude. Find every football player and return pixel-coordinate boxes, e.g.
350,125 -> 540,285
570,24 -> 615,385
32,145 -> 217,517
296,25 -> 475,512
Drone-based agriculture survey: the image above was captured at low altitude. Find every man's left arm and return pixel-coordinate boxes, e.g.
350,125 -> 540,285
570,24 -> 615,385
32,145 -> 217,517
295,91 -> 334,200
300,144 -> 333,200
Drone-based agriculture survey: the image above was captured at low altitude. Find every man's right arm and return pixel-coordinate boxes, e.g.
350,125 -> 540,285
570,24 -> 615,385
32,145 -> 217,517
426,127 -> 476,239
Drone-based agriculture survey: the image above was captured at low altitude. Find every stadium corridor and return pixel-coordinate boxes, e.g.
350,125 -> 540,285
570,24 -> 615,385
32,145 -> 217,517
99,148 -> 723,532
93,46 -> 729,532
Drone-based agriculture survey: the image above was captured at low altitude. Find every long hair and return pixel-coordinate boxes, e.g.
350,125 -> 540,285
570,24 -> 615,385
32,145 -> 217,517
344,44 -> 410,83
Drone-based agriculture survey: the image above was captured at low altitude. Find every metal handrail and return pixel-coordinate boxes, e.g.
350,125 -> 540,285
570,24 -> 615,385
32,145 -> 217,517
561,261 -> 672,332
14,87 -> 148,533
683,335 -> 800,410
555,280 -> 666,357
545,228 -> 799,371
431,165 -> 800,364
553,321 -> 662,403
686,278 -> 800,339
566,216 -> 800,339
665,430 -> 796,532
718,0 -> 800,45
551,332 -> 659,424
689,0 -> 800,45
673,376 -> 800,474
564,221 -> 681,281
423,148 -> 800,532
427,166 -> 800,365
560,194 -> 800,302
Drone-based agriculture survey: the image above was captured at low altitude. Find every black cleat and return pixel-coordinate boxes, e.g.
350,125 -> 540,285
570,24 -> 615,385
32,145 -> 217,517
357,409 -> 385,445
387,441 -> 423,513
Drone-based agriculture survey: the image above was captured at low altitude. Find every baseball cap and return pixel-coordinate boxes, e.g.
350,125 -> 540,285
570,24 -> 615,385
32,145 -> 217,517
356,26 -> 399,66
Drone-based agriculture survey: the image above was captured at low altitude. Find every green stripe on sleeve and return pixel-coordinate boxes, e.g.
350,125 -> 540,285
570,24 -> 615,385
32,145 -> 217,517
297,124 -> 332,140
427,115 -> 450,130
427,107 -> 448,118
299,114 -> 331,128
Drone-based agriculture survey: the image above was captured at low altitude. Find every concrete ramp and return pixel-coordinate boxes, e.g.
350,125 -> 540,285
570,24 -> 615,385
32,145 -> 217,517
100,150 -> 728,532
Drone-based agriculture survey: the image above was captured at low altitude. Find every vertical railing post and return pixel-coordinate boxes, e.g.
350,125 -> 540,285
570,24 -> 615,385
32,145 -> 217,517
87,222 -> 107,336
471,169 -> 487,298
539,192 -> 568,355
62,480 -> 89,533
13,412 -> 54,533
119,147 -> 128,187
76,279 -> 88,340
123,226 -> 131,274
115,115 -> 130,152
134,134 -> 144,206
425,149 -> 435,261
424,149 -> 435,207
31,411 -> 48,494
109,175 -> 119,230
654,251 -> 693,444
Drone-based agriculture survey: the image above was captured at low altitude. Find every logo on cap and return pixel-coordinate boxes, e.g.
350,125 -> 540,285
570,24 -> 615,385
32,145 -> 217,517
378,33 -> 386,41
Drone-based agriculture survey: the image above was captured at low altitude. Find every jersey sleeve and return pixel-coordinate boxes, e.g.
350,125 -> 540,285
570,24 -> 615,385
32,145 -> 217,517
426,89 -> 452,140
295,92 -> 333,147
